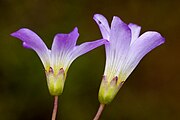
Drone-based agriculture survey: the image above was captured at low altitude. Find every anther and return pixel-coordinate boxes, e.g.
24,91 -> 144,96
49,67 -> 54,73
58,68 -> 65,75
118,81 -> 125,89
110,76 -> 118,86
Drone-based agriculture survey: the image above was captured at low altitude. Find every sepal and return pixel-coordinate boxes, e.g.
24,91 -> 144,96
98,76 -> 124,104
46,68 -> 66,96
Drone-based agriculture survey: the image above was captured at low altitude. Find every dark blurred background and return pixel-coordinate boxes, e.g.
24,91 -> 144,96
0,0 -> 179,120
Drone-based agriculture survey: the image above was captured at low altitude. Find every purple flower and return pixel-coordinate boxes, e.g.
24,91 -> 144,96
11,27 -> 107,96
94,14 -> 165,104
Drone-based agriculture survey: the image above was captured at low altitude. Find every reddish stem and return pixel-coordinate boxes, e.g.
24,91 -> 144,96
51,96 -> 58,120
93,104 -> 105,120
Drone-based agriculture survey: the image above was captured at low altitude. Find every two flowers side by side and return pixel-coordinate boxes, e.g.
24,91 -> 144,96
11,14 -> 165,119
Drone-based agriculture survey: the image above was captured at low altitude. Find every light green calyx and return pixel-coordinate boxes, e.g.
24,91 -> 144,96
98,76 -> 124,104
46,67 -> 66,96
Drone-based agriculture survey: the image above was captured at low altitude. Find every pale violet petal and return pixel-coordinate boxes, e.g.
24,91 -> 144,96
11,28 -> 50,69
51,27 -> 79,71
110,16 -> 131,49
128,23 -> 141,44
71,39 -> 108,61
93,14 -> 110,39
123,31 -> 165,79
52,27 -> 79,52
105,16 -> 131,76
22,42 -> 31,49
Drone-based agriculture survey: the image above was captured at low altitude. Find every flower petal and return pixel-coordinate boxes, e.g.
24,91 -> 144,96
51,27 -> 79,52
123,31 -> 165,79
110,16 -> 131,49
128,23 -> 141,44
105,16 -> 131,76
93,14 -> 110,39
71,39 -> 108,61
51,27 -> 79,71
11,28 -> 50,69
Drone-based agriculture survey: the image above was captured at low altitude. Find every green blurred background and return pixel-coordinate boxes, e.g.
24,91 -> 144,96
0,0 -> 179,120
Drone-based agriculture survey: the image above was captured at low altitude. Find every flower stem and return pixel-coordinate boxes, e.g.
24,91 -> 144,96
51,96 -> 58,120
93,104 -> 105,120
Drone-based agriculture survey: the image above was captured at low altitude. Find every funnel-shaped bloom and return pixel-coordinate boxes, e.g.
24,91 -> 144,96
94,14 -> 165,104
11,27 -> 107,96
